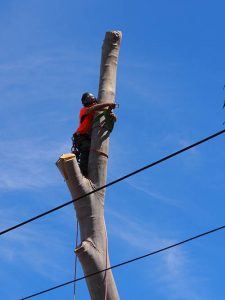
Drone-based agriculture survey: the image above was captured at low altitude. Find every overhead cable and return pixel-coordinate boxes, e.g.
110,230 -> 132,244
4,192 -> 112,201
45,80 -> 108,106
20,223 -> 225,299
1,129 -> 225,237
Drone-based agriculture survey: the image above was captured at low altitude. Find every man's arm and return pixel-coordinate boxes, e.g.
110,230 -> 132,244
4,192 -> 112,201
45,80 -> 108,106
85,103 -> 116,114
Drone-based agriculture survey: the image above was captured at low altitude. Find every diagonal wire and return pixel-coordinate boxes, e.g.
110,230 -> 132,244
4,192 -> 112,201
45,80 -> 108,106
20,223 -> 225,299
1,129 -> 225,237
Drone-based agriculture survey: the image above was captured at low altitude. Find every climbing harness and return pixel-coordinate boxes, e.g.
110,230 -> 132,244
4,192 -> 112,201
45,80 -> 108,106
71,135 -> 80,160
73,219 -> 79,300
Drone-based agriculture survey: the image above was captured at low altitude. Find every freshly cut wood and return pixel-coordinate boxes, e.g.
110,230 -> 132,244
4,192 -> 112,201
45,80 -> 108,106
56,31 -> 122,300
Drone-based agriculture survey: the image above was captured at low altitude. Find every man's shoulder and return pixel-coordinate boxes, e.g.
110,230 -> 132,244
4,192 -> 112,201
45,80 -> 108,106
83,104 -> 97,112
80,107 -> 89,114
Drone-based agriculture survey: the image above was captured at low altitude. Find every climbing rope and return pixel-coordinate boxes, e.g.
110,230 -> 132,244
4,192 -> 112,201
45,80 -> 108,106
73,219 -> 79,300
73,218 -> 108,300
88,179 -> 109,300
103,221 -> 109,300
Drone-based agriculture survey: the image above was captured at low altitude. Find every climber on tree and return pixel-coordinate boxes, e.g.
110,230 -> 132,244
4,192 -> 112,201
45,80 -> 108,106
72,92 -> 116,176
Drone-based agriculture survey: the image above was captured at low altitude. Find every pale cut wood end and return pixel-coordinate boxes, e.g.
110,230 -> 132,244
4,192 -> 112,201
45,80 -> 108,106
59,153 -> 76,161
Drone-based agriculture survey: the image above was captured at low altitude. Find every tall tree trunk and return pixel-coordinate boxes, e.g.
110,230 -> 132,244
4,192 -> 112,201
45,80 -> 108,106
56,31 -> 122,300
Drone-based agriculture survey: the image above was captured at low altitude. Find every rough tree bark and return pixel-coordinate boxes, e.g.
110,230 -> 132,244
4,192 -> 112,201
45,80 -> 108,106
56,31 -> 122,300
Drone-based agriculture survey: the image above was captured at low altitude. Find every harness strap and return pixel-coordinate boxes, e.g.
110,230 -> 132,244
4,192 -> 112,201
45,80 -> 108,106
91,148 -> 109,158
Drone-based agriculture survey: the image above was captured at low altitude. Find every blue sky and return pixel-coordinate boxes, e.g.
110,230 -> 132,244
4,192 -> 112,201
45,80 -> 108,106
0,1 -> 225,299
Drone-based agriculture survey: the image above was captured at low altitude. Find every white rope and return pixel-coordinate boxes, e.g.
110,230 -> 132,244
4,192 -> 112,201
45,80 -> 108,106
73,219 -> 79,300
104,221 -> 108,300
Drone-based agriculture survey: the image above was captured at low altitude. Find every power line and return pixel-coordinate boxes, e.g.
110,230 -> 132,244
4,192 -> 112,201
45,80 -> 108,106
1,129 -> 225,237
20,223 -> 225,299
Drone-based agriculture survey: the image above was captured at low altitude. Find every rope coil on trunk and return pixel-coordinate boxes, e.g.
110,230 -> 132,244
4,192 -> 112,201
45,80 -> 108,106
90,148 -> 109,158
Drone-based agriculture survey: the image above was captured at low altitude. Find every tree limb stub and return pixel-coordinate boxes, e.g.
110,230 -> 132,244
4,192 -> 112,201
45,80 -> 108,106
56,30 -> 122,299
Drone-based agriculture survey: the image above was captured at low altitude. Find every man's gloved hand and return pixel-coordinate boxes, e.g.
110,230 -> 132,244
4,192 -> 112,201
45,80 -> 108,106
109,103 -> 116,109
110,112 -> 117,122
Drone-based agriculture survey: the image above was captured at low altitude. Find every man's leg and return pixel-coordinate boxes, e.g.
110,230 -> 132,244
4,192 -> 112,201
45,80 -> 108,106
75,134 -> 91,176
